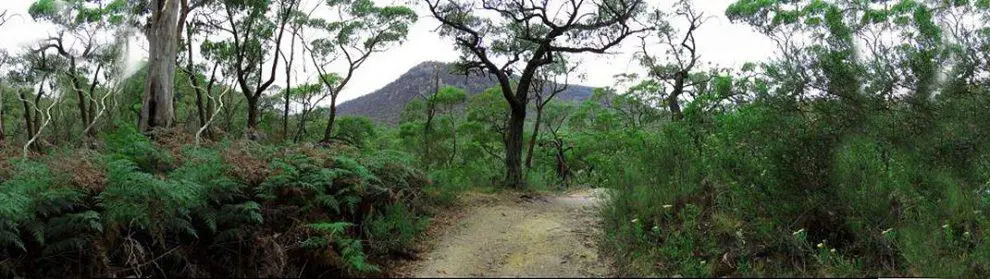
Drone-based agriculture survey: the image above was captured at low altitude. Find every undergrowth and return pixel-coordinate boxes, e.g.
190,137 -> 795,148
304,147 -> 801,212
594,95 -> 990,277
0,126 -> 434,278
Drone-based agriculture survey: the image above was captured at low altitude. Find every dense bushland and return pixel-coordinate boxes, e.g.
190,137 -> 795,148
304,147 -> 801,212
589,92 -> 990,276
0,125 -> 434,277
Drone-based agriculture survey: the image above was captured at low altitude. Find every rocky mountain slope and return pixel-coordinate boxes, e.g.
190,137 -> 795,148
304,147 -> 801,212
336,61 -> 596,124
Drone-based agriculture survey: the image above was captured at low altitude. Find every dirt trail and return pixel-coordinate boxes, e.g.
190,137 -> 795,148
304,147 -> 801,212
395,189 -> 610,278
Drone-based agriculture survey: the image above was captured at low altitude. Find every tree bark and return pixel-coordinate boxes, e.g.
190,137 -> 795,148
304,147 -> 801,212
293,108 -> 309,142
320,97 -> 337,143
32,84 -> 44,134
140,0 -> 180,132
669,71 -> 686,121
186,27 -> 207,127
84,63 -> 102,138
423,68 -> 439,165
19,89 -> 34,140
68,60 -> 90,130
524,105 -> 543,169
247,96 -> 260,132
282,27 -> 297,140
0,87 -> 5,143
504,106 -> 526,188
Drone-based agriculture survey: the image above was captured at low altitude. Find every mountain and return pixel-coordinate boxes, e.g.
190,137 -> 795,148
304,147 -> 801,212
336,61 -> 597,124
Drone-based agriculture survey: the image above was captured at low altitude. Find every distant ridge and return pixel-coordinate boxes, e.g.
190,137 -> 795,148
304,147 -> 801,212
336,61 -> 596,124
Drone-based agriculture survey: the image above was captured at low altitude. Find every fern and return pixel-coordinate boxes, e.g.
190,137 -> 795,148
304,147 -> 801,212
303,221 -> 380,273
331,156 -> 379,187
337,237 -> 380,273
102,124 -> 172,172
364,203 -> 427,255
100,159 -> 206,239
258,154 -> 338,202
0,160 -> 86,252
41,211 -> 101,256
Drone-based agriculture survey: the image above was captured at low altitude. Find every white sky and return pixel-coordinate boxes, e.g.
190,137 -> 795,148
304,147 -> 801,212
0,0 -> 775,103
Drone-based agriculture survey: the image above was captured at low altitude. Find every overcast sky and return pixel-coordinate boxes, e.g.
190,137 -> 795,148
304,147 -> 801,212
0,0 -> 776,103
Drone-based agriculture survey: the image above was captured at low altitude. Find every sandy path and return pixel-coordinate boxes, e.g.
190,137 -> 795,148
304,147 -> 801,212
396,189 -> 609,278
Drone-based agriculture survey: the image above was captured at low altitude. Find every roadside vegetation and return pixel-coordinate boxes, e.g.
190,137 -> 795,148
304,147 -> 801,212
0,0 -> 988,277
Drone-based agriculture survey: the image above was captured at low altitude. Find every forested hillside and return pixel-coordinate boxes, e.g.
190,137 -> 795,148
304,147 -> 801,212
0,0 -> 988,278
336,61 -> 595,124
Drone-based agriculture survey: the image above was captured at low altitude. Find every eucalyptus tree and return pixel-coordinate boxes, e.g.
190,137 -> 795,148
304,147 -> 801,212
29,0 -> 128,139
177,0 -> 219,133
610,75 -> 664,129
540,101 -> 574,186
852,1 -> 988,111
279,6 -> 309,140
726,0 -> 988,124
639,0 -> 709,121
524,59 -> 574,170
305,0 -> 417,144
5,48 -> 64,153
426,0 -> 650,188
433,85 -> 467,165
138,0 -> 182,131
287,82 -> 328,142
6,52 -> 47,144
727,0 -> 869,123
419,66 -> 443,165
199,0 -> 296,138
726,0 -> 820,102
411,66 -> 468,167
936,0 -> 990,89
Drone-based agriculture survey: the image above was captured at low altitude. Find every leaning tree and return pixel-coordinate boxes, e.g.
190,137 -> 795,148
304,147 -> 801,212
426,0 -> 649,188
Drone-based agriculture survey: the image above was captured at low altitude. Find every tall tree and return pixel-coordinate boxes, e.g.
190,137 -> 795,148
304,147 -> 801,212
139,0 -> 181,132
433,85 -> 467,165
639,0 -> 707,121
279,7 -> 306,140
201,0 -> 295,138
525,60 -> 573,170
288,82 -> 328,142
178,0 -> 212,129
306,0 -> 416,144
426,0 -> 649,188
30,0 -> 126,140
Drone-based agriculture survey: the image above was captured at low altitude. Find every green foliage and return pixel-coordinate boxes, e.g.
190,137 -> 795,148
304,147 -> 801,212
303,221 -> 380,273
103,124 -> 173,172
0,137 -> 431,277
334,116 -> 376,147
594,86 -> 990,277
363,203 -> 428,255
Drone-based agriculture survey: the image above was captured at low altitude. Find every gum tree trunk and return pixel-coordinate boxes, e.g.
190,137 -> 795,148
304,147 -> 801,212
139,0 -> 180,132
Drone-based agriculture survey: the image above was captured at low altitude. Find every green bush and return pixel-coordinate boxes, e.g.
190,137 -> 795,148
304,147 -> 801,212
596,97 -> 990,277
